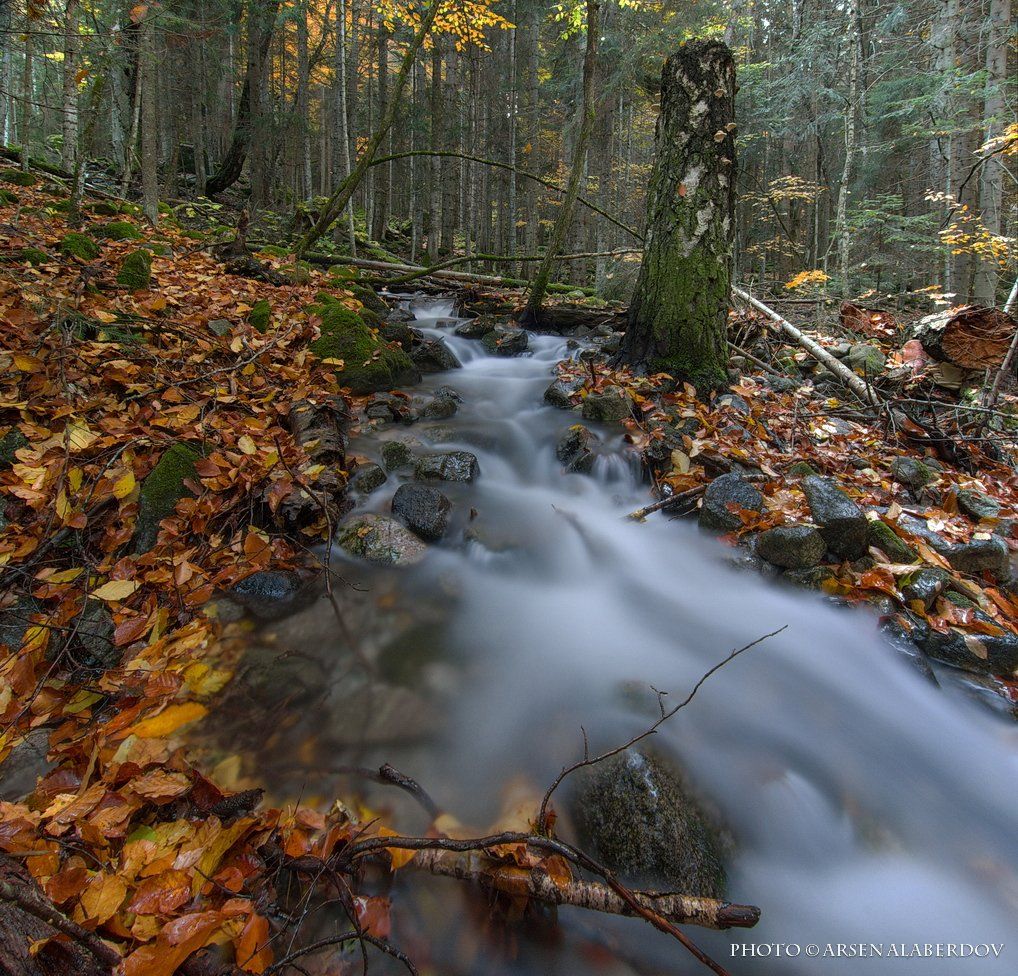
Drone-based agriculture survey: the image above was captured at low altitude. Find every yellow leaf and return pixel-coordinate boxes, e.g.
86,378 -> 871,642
91,579 -> 140,602
55,489 -> 72,521
377,826 -> 416,869
46,567 -> 84,584
113,470 -> 136,499
129,702 -> 208,739
237,435 -> 257,456
66,420 -> 98,452
80,873 -> 128,924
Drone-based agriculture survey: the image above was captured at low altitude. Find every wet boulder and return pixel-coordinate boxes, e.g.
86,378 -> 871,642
581,386 -> 632,423
455,317 -> 497,340
544,377 -> 580,409
380,321 -> 415,350
482,327 -> 529,357
845,343 -> 886,375
867,520 -> 917,563
942,536 -> 1010,579
556,425 -> 599,474
755,524 -> 825,569
414,451 -> 479,483
352,462 -> 387,494
900,568 -> 950,610
802,476 -> 868,559
411,336 -> 461,372
230,570 -> 308,620
336,514 -> 427,566
570,751 -> 727,897
132,442 -> 200,553
391,483 -> 452,541
891,457 -> 936,491
698,473 -> 763,533
957,488 -> 1000,522
364,393 -> 407,423
915,622 -> 1018,677
381,439 -> 416,472
422,393 -> 458,419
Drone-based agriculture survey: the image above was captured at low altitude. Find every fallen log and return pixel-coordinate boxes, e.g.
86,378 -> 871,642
413,847 -> 760,930
912,304 -> 1017,370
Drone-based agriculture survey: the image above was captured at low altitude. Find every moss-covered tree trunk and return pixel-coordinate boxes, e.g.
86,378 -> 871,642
620,40 -> 736,391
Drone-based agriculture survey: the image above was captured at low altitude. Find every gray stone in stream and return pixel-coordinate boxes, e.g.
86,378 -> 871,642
391,483 -> 452,541
599,332 -> 623,355
455,318 -> 496,340
482,327 -> 529,356
942,536 -> 1011,578
556,425 -> 599,474
756,525 -> 825,569
698,473 -> 763,533
381,439 -> 415,472
432,385 -> 463,402
867,520 -> 917,563
422,395 -> 458,420
365,393 -> 405,422
900,568 -> 951,610
230,570 -> 307,620
570,751 -> 727,897
845,343 -> 886,375
380,321 -> 414,350
353,462 -> 387,494
336,514 -> 426,566
411,336 -> 461,372
783,566 -> 837,591
958,488 -> 1001,522
802,476 -> 868,559
891,457 -> 936,490
544,378 -> 580,409
915,622 -> 1018,677
414,451 -> 479,483
581,385 -> 632,423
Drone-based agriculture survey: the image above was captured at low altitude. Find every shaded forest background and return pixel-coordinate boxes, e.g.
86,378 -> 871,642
1,0 -> 1014,302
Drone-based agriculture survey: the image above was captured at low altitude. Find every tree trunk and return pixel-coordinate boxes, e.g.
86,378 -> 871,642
619,40 -> 736,392
520,0 -> 600,324
427,43 -> 442,261
139,5 -> 158,224
973,0 -> 1011,303
831,0 -> 861,296
336,0 -> 357,251
370,23 -> 390,241
61,0 -> 79,171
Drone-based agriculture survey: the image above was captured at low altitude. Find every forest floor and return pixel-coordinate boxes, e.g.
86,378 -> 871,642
1,169 -> 1017,975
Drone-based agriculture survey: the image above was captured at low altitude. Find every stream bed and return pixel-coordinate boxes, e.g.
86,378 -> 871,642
207,299 -> 1018,975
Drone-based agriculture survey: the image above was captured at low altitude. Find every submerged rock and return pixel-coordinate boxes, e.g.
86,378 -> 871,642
802,475 -> 868,559
230,570 -> 308,620
570,751 -> 727,897
482,327 -> 529,356
581,386 -> 632,423
698,473 -> 763,532
353,462 -> 387,494
336,514 -> 427,566
392,483 -> 452,541
544,377 -> 580,409
756,524 -> 825,568
414,451 -> 479,483
556,425 -> 599,474
411,336 -> 461,372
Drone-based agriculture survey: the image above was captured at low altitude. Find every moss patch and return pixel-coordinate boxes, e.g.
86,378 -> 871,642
18,247 -> 49,266
133,443 -> 201,553
248,299 -> 271,334
350,283 -> 387,314
60,233 -> 101,261
309,294 -> 419,394
100,220 -> 143,241
117,249 -> 153,290
0,188 -> 19,205
2,169 -> 37,187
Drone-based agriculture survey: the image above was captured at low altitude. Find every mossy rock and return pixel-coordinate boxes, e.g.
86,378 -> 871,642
309,294 -> 420,394
247,299 -> 272,334
350,283 -> 387,314
788,460 -> 819,478
100,220 -> 143,241
327,264 -> 357,280
258,244 -> 290,258
281,261 -> 313,284
359,308 -> 381,328
49,199 -> 74,213
867,519 -> 917,563
0,188 -> 19,205
89,201 -> 122,217
144,242 -> 170,256
1,427 -> 28,468
133,443 -> 201,553
18,247 -> 49,267
60,233 -> 101,260
2,169 -> 37,187
117,249 -> 152,290
157,202 -> 172,215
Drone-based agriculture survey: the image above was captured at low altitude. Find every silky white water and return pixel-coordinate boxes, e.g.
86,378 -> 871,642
238,298 -> 1018,974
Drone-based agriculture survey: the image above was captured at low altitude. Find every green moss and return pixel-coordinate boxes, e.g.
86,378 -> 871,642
248,299 -> 271,333
100,220 -> 143,241
157,202 -> 172,215
788,461 -> 819,478
2,169 -> 37,187
117,249 -> 153,290
0,188 -> 19,205
18,247 -> 49,266
144,242 -> 170,256
350,283 -> 387,314
49,199 -> 73,213
359,308 -> 381,328
89,201 -> 122,216
133,443 -> 201,553
867,520 -> 917,563
327,264 -> 357,280
309,294 -> 419,394
281,261 -> 313,284
258,244 -> 290,258
60,233 -> 101,260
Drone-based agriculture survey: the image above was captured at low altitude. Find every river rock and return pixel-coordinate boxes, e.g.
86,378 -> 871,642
698,473 -> 763,532
957,488 -> 1001,522
942,536 -> 1011,578
391,483 -> 452,541
411,336 -> 461,372
556,425 -> 599,474
414,451 -> 479,483
756,524 -> 825,568
455,317 -> 496,340
845,343 -> 886,375
364,393 -> 407,423
423,394 -> 458,419
802,476 -> 868,559
570,751 -> 727,897
900,567 -> 950,610
381,439 -> 415,471
230,570 -> 307,620
581,386 -> 632,423
544,377 -> 580,409
867,520 -> 917,563
380,321 -> 414,349
915,623 -> 1018,677
353,462 -> 387,494
891,457 -> 936,490
482,327 -> 529,356
336,514 -> 427,565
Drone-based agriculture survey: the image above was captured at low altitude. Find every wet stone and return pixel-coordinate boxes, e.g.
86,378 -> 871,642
867,520 -> 917,563
422,395 -> 458,420
454,317 -> 497,340
957,488 -> 1001,522
581,386 -> 632,423
698,473 -> 763,533
414,451 -> 479,483
411,336 -> 461,372
892,457 -> 936,490
391,483 -> 452,541
556,425 -> 599,474
230,570 -> 307,620
381,439 -> 415,472
802,475 -> 868,559
353,462 -> 387,494
900,568 -> 950,610
544,377 -> 580,409
336,514 -> 427,566
942,536 -> 1010,579
482,327 -> 529,357
755,524 -> 825,569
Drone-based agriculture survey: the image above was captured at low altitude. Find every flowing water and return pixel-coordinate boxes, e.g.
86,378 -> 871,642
216,299 -> 1018,975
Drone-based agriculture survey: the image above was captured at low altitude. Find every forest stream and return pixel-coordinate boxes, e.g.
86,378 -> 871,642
201,298 -> 1018,975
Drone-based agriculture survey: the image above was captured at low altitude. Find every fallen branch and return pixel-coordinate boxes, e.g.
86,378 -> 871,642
626,485 -> 706,521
